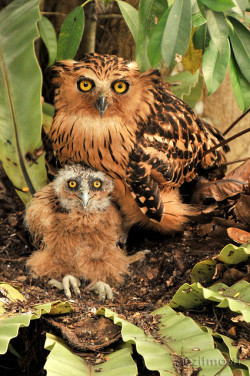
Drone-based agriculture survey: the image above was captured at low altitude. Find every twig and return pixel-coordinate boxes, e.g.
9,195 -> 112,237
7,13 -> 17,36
98,14 -> 123,19
41,11 -> 67,16
221,158 -> 249,167
223,108 -> 250,136
203,127 -> 250,157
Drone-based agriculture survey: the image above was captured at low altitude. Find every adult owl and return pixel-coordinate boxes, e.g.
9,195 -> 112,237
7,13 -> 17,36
49,53 -> 228,233
25,164 -> 129,300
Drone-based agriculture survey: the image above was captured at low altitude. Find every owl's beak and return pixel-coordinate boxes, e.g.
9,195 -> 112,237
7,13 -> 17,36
95,95 -> 108,118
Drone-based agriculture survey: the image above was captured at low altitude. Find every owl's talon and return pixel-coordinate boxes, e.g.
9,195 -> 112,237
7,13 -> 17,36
89,281 -> 114,301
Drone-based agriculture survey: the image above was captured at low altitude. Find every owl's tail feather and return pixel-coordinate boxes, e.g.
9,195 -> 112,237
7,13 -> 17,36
149,189 -> 198,233
115,181 -> 198,234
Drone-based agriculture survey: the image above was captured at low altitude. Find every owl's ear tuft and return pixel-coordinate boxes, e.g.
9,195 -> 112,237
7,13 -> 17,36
48,60 -> 76,84
140,69 -> 161,79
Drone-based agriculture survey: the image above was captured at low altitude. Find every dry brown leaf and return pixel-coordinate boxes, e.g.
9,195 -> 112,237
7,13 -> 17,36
235,195 -> 250,226
227,326 -> 237,336
227,227 -> 250,244
237,339 -> 250,360
192,160 -> 250,204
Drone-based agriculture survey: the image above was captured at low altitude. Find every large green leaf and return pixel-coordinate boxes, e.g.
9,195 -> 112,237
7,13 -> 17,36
98,306 -> 233,375
0,292 -> 73,355
44,334 -> 137,376
202,38 -> 230,95
206,9 -> 229,54
192,0 -> 207,27
56,6 -> 85,60
136,0 -> 156,72
229,16 -> 250,83
200,0 -> 235,11
229,52 -> 250,112
39,16 -> 57,67
193,22 -> 210,51
162,0 -> 192,69
117,1 -> 138,42
0,0 -> 47,204
170,281 -> 250,322
148,7 -> 171,66
218,243 -> 250,264
165,69 -> 200,100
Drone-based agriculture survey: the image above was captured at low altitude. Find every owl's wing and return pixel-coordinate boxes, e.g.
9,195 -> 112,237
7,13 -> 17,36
126,86 -> 228,222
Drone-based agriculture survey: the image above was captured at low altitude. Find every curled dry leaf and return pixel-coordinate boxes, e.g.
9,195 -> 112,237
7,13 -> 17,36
227,227 -> 250,244
235,195 -> 250,226
192,160 -> 250,204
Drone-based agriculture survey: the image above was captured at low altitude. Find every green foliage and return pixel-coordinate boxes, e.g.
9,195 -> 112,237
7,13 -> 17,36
39,16 -> 57,66
0,282 -> 73,355
45,334 -> 137,376
191,243 -> 250,284
162,0 -> 192,69
119,0 -> 250,110
98,306 -> 233,375
170,280 -> 250,322
0,0 -> 47,204
116,1 -> 138,42
56,6 -> 85,60
165,70 -> 204,107
202,38 -> 230,95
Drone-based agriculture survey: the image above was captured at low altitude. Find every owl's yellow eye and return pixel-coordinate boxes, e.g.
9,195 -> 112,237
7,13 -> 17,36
68,180 -> 77,189
78,79 -> 93,92
93,180 -> 102,189
113,81 -> 129,94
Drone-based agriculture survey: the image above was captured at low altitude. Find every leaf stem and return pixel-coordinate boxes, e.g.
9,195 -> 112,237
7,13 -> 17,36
81,0 -> 92,8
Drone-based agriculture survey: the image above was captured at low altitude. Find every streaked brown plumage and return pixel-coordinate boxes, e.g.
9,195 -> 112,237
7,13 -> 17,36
25,164 -> 129,299
49,53 -> 228,233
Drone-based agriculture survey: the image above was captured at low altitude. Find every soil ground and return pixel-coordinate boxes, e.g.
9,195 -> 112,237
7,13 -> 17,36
0,163 -> 249,376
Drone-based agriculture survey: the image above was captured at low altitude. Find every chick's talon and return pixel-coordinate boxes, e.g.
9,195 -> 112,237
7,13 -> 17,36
62,275 -> 81,299
48,275 -> 81,299
90,281 -> 114,301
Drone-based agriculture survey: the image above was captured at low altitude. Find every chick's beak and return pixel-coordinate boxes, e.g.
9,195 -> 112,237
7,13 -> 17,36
95,95 -> 108,118
82,190 -> 90,208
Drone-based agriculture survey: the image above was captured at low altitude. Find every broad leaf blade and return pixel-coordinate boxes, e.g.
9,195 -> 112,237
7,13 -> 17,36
170,281 -> 250,322
0,0 -> 47,204
98,307 -> 233,375
162,0 -> 192,69
229,16 -> 250,83
165,70 -> 200,99
136,0 -> 156,72
39,16 -> 57,66
193,22 -> 210,51
44,334 -> 137,376
206,9 -> 229,54
148,7 -> 171,66
0,300 -> 73,355
200,0 -> 235,11
117,1 -> 138,42
202,38 -> 230,95
218,243 -> 250,264
56,6 -> 84,60
229,52 -> 250,112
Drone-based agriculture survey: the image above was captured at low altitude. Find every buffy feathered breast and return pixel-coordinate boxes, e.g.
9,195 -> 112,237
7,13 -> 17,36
49,53 -> 228,233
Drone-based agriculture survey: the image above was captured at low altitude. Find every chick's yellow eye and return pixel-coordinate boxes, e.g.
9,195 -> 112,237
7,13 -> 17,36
93,180 -> 101,189
68,180 -> 77,188
113,81 -> 128,94
79,80 -> 93,92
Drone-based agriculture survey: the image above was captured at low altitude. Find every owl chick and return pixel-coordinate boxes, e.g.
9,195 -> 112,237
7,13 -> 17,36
25,164 -> 129,300
49,53 -> 228,233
